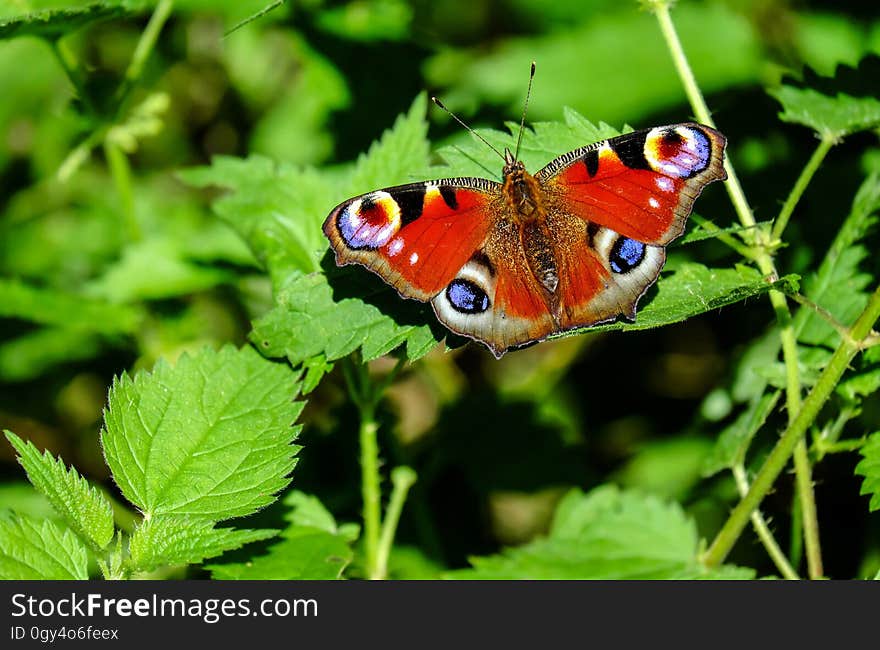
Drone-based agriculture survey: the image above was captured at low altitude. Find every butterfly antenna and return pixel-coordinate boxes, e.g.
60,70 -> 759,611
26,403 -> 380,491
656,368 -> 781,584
431,96 -> 506,162
513,61 -> 536,162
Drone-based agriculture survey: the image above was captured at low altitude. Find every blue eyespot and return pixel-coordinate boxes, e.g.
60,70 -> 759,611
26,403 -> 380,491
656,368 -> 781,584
610,237 -> 646,274
446,279 -> 489,314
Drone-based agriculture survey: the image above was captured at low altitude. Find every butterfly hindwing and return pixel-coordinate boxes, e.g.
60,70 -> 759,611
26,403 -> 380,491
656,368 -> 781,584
324,178 -> 500,301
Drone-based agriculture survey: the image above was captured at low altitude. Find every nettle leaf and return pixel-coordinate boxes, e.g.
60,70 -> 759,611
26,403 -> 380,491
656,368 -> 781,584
856,432 -> 880,512
101,345 -> 303,520
0,513 -> 89,580
838,346 -> 880,402
794,173 -> 880,347
208,491 -> 355,580
0,2 -> 131,40
451,486 -> 754,579
0,278 -> 143,333
772,87 -> 880,138
251,267 -> 442,366
702,391 -> 781,477
179,156 -> 336,278
128,516 -> 278,574
560,264 -> 798,337
5,431 -> 114,552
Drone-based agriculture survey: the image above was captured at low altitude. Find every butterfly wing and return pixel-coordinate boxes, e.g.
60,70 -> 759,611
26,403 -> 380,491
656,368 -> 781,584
536,123 -> 727,330
324,177 -> 558,357
324,178 -> 502,301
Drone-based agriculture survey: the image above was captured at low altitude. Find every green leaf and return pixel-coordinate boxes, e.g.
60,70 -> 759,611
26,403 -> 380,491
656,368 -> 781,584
613,437 -> 715,500
208,491 -> 355,579
251,269 -> 441,365
179,156 -> 335,278
314,0 -> 412,42
0,2 -> 131,40
5,430 -> 114,552
0,328 -> 104,382
769,86 -> 880,139
794,173 -> 880,347
450,486 -> 754,579
128,515 -> 278,574
0,513 -> 89,580
0,278 -> 143,333
560,264 -> 799,337
702,391 -> 781,477
855,432 -> 880,511
85,238 -> 234,303
101,345 -> 304,520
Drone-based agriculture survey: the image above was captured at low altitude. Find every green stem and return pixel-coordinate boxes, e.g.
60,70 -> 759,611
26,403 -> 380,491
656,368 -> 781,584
651,0 -> 755,230
360,413 -> 381,579
51,39 -> 92,114
650,0 -> 826,575
116,0 -> 174,111
373,466 -> 417,580
103,139 -> 141,241
792,440 -> 823,578
732,464 -> 799,579
701,284 -> 880,568
771,136 -> 835,241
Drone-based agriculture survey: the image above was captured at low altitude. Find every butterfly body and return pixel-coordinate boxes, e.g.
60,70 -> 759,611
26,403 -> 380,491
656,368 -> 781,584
324,123 -> 727,357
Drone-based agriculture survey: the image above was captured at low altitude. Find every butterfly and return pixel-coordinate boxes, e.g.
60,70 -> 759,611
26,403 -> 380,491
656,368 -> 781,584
323,109 -> 726,358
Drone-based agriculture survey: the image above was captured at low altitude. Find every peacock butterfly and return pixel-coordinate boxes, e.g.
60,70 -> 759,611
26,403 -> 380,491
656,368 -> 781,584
323,77 -> 727,358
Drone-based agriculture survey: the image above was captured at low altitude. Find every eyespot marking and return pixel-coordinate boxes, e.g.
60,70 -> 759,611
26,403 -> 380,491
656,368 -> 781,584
336,192 -> 401,250
645,126 -> 711,178
609,237 -> 646,274
446,278 -> 489,314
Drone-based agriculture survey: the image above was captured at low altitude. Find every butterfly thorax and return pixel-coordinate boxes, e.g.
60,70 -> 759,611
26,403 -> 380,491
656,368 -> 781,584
501,157 -> 546,223
500,153 -> 560,299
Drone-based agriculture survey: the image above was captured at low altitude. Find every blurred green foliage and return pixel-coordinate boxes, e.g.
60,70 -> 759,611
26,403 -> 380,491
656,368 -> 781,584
1,0 -> 880,580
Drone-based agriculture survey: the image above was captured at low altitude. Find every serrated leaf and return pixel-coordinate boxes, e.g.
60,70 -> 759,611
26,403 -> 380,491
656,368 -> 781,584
348,93 -> 430,193
559,264 -> 798,337
0,2 -> 131,40
856,432 -> 880,511
702,391 -> 781,477
837,346 -> 880,402
769,87 -> 880,138
0,278 -> 143,333
450,486 -> 753,579
128,515 -> 277,574
0,513 -> 89,580
5,430 -> 114,551
208,491 -> 355,579
251,268 -> 442,365
101,345 -> 304,520
179,156 -> 335,277
794,173 -> 880,347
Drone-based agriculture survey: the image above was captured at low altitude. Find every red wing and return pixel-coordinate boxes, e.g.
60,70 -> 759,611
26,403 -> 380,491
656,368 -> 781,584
537,123 -> 727,245
323,178 -> 501,302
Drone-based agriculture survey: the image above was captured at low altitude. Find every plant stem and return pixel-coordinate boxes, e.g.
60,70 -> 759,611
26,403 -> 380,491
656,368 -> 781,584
650,0 -> 827,574
116,0 -> 174,110
374,466 -> 417,580
359,412 -> 381,578
103,140 -> 141,241
732,464 -> 799,579
651,1 -> 755,230
771,136 -> 835,241
701,285 -> 880,568
792,440 -> 823,578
